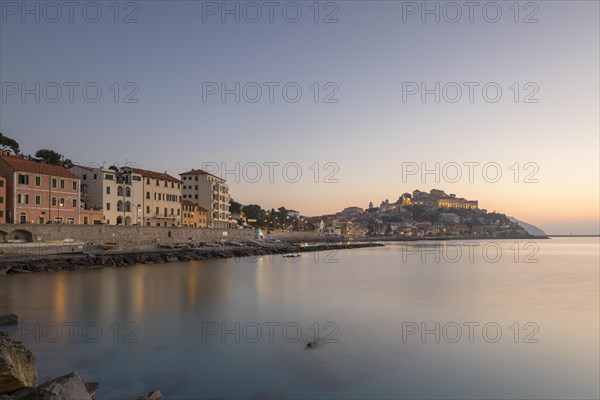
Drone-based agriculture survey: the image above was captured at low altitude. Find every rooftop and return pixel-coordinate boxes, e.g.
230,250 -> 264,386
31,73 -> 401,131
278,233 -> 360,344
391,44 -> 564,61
126,167 -> 181,183
1,155 -> 79,179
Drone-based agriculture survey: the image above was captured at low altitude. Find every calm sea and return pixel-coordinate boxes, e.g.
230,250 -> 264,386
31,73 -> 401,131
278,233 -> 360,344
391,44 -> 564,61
1,238 -> 598,399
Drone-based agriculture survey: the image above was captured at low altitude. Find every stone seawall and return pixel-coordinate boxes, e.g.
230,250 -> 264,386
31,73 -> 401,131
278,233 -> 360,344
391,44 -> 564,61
0,224 -> 323,245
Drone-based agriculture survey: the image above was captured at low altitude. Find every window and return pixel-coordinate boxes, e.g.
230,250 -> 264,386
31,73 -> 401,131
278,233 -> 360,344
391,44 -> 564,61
35,196 -> 41,205
106,203 -> 111,211
52,178 -> 57,188
155,207 -> 159,214
146,206 -> 150,214
146,178 -> 150,184
17,194 -> 21,204
156,179 -> 159,186
18,174 -> 29,185
0,196 -> 3,204
52,197 -> 57,206
83,174 -> 87,180
59,198 -> 65,206
84,217 -> 89,225
0,180 -> 3,187
72,199 -> 77,207
0,211 -> 3,217
24,195 -> 29,204
106,187 -> 111,195
35,176 -> 41,186
72,181 -> 77,190
146,191 -> 150,199
104,174 -> 114,180
60,180 -> 65,189
93,174 -> 97,180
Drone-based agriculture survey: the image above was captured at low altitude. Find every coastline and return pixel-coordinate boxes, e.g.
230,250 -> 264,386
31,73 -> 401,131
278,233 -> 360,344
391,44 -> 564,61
0,241 -> 384,275
0,232 -> 550,275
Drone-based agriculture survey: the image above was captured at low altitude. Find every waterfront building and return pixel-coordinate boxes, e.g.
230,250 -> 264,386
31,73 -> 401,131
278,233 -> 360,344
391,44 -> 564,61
1,154 -> 80,224
182,200 -> 207,228
71,165 -> 145,225
179,169 -> 231,228
125,168 -> 182,227
72,165 -> 181,226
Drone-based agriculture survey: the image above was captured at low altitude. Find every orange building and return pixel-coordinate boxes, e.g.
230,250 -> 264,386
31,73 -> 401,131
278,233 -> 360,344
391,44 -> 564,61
181,200 -> 208,227
0,154 -> 81,224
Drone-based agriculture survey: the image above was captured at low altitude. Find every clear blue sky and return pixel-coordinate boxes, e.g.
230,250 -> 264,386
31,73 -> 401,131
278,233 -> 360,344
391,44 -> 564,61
1,1 -> 598,234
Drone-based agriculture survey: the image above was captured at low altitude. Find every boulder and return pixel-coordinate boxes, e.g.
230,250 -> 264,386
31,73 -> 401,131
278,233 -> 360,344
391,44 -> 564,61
83,381 -> 100,397
136,390 -> 163,400
11,372 -> 92,400
0,334 -> 38,394
0,314 -> 18,326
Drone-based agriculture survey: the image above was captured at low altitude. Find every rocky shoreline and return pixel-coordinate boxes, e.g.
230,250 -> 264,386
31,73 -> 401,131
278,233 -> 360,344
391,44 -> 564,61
0,328 -> 160,399
0,242 -> 384,275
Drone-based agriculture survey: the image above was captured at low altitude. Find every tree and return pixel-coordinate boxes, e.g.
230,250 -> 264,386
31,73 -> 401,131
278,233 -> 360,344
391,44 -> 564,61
229,200 -> 242,214
0,133 -> 19,154
34,149 -> 73,168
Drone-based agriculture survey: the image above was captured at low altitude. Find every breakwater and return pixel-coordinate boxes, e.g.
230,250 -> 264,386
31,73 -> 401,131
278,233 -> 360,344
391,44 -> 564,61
0,241 -> 383,275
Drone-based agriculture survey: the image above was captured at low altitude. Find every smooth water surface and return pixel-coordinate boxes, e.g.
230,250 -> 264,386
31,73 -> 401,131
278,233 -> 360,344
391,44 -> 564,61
1,238 -> 598,399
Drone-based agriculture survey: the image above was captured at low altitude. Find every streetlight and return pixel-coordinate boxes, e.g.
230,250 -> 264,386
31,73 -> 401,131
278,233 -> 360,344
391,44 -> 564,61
58,201 -> 64,223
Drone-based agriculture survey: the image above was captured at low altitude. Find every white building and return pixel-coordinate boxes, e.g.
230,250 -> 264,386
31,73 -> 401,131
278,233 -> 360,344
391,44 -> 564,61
179,169 -> 231,228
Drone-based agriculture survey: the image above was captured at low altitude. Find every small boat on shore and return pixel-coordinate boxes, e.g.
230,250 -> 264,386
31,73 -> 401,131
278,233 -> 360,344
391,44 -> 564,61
283,254 -> 301,258
102,242 -> 118,250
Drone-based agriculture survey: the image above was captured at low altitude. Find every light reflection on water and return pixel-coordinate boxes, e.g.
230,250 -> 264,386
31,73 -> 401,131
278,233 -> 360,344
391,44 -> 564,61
0,238 -> 598,399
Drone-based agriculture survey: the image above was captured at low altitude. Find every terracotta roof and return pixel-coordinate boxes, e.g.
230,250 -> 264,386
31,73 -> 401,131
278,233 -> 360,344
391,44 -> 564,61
1,155 -> 79,179
179,169 -> 221,180
127,167 -> 181,183
181,200 -> 208,212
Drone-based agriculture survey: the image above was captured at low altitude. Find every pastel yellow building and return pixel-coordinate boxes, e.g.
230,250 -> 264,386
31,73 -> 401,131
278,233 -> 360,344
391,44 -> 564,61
182,200 -> 208,228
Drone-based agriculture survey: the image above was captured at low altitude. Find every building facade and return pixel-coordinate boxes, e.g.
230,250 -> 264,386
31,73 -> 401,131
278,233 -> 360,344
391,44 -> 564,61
127,168 -> 182,227
181,200 -> 208,228
180,169 -> 231,228
1,154 -> 80,224
71,165 -> 144,225
72,166 -> 181,226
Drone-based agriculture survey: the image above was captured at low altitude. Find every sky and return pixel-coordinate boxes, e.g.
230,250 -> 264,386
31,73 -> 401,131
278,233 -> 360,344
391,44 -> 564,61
1,0 -> 598,234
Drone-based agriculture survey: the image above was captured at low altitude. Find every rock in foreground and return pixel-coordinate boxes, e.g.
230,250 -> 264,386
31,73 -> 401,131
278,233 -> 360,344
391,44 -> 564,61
0,334 -> 38,394
137,390 -> 163,400
10,372 -> 95,400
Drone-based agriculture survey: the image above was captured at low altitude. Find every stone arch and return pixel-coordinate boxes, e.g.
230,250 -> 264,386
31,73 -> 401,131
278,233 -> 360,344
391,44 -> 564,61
117,200 -> 124,212
117,186 -> 124,197
125,216 -> 132,226
117,216 -> 123,225
9,229 -> 33,242
125,201 -> 132,212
